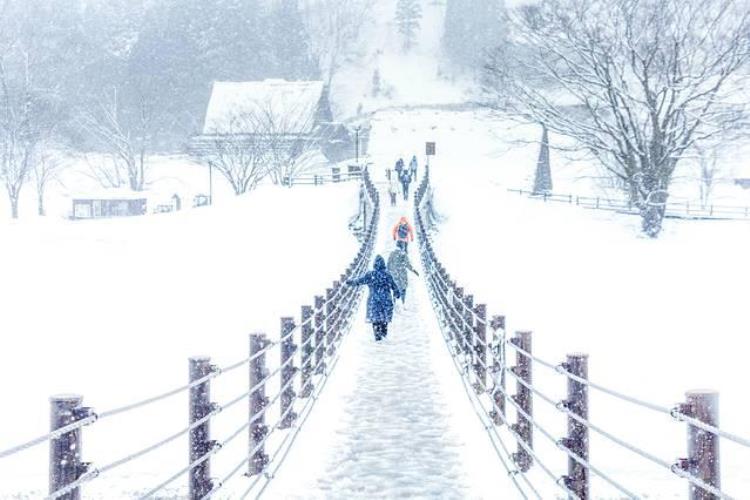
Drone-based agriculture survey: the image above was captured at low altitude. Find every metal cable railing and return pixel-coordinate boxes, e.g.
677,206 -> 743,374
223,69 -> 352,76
9,167 -> 381,500
415,165 -> 745,499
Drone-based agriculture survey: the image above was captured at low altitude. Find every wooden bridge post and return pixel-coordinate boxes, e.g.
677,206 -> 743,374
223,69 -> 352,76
249,334 -> 270,476
473,304 -> 487,393
562,353 -> 589,499
511,331 -> 533,472
279,318 -> 298,429
300,306 -> 314,398
337,274 -> 347,343
674,390 -> 721,500
464,294 -> 475,370
452,286 -> 465,354
189,357 -> 216,498
49,394 -> 90,499
314,296 -> 326,374
325,287 -> 336,357
489,315 -> 506,426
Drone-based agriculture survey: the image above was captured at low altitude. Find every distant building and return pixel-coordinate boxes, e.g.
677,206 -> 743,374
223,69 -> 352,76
189,79 -> 352,162
71,191 -> 147,220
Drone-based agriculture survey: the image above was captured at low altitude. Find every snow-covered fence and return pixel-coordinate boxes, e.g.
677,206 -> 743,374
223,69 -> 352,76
0,169 -> 380,499
508,188 -> 750,221
417,168 -> 750,499
282,164 -> 367,187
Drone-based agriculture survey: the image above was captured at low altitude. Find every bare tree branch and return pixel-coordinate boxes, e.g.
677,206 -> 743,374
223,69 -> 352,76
484,0 -> 750,236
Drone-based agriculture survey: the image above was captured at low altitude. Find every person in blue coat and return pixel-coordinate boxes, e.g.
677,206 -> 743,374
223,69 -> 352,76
399,168 -> 412,200
409,155 -> 418,181
347,255 -> 401,341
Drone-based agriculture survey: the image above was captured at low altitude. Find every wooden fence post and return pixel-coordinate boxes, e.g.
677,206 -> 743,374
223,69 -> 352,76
561,353 -> 589,499
489,315 -> 506,426
314,296 -> 326,375
675,390 -> 721,500
511,331 -> 533,472
279,318 -> 298,429
472,303 -> 487,394
464,294 -> 475,362
325,287 -> 336,357
189,357 -> 217,499
300,306 -> 314,398
249,334 -> 270,476
49,395 -> 90,499
452,286 -> 465,354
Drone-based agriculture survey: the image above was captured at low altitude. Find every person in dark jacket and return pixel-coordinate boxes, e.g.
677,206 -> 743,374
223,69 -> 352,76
395,158 -> 405,177
409,155 -> 418,182
347,255 -> 401,341
399,168 -> 412,200
387,246 -> 419,304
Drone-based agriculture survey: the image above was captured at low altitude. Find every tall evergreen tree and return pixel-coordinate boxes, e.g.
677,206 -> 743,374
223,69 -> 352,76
395,0 -> 423,51
268,0 -> 319,80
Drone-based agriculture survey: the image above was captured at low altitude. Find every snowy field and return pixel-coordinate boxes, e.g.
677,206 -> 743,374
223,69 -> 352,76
367,108 -> 750,497
0,180 -> 360,497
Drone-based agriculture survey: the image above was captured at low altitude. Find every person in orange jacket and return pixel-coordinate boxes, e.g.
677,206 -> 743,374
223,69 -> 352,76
392,216 -> 414,252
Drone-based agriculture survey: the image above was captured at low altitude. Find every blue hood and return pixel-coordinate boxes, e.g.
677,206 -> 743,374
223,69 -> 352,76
374,255 -> 386,271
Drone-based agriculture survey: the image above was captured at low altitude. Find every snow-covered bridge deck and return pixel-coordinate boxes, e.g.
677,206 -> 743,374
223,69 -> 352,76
264,187 -> 507,498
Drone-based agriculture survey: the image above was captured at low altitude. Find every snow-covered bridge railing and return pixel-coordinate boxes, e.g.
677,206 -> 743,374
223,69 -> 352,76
416,168 -> 750,499
0,169 -> 380,499
508,187 -> 750,221
282,164 -> 367,187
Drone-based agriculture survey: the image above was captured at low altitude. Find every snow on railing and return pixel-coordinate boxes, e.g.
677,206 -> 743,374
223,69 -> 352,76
508,188 -> 750,221
417,168 -> 749,499
282,163 -> 369,187
1,168 -> 380,500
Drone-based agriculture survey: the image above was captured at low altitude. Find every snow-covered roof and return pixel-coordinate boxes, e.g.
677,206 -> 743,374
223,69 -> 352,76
72,188 -> 148,201
202,80 -> 326,136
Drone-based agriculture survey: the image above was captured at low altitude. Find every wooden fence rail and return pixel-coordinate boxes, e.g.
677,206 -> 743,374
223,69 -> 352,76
508,188 -> 750,221
420,169 -> 747,499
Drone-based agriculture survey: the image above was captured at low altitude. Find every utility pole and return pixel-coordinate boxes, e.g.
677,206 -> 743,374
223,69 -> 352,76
354,126 -> 362,164
209,161 -> 213,205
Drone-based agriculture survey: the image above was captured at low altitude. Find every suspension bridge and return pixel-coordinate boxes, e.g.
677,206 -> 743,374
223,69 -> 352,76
1,167 -> 749,499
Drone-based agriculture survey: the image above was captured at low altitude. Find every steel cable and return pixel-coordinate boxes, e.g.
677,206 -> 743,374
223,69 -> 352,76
427,286 -> 541,499
0,414 -> 97,460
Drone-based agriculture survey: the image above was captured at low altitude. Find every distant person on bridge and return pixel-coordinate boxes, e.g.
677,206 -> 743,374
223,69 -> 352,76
409,155 -> 418,182
399,168 -> 412,200
388,174 -> 399,207
387,246 -> 419,304
347,255 -> 401,341
392,216 -> 414,252
395,158 -> 405,177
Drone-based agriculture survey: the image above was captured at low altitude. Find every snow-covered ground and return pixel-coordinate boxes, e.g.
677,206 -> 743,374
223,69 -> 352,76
368,108 -> 750,497
263,182 -> 513,499
0,181 -> 360,497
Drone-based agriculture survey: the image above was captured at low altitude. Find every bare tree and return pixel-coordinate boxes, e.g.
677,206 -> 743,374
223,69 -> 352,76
485,0 -> 750,237
0,42 -> 38,219
32,144 -> 67,216
301,0 -> 375,86
192,113 -> 271,196
257,100 -> 334,185
80,86 -> 157,192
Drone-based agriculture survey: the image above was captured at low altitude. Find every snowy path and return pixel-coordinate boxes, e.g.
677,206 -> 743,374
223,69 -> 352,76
262,179 -> 513,499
